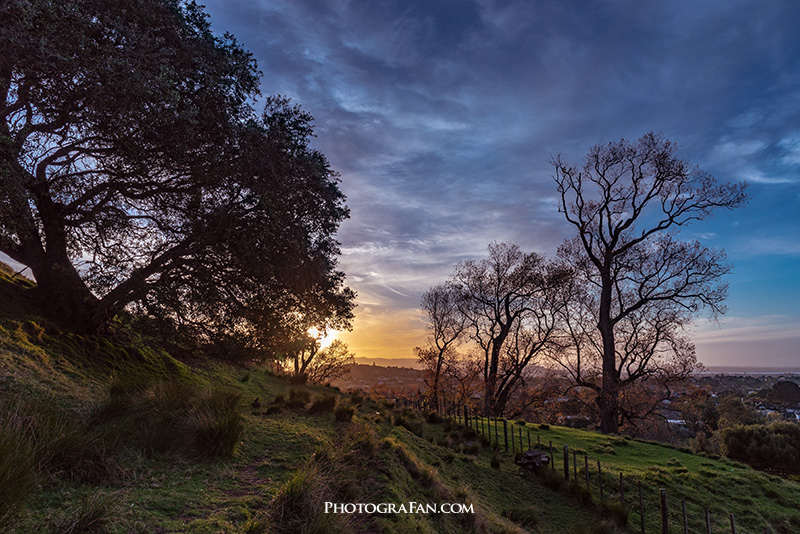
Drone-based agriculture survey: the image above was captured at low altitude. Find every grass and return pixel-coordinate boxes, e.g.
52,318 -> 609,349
2,271 -> 800,533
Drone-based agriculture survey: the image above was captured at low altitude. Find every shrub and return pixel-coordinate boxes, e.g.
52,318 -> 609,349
91,380 -> 243,458
185,389 -> 244,457
600,501 -> 628,528
426,411 -> 443,424
464,441 -> 481,455
720,422 -> 800,473
241,516 -> 270,534
535,465 -> 566,491
392,413 -> 423,435
334,402 -> 355,422
287,373 -> 308,385
286,388 -> 311,409
57,491 -> 117,534
491,449 -> 502,469
538,423 -> 550,430
4,395 -> 121,485
308,395 -> 337,414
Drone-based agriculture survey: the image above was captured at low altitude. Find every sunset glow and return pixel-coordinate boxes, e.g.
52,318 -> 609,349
308,326 -> 337,349
167,1 -> 800,367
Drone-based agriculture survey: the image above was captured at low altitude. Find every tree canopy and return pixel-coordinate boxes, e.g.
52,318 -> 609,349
0,0 -> 354,352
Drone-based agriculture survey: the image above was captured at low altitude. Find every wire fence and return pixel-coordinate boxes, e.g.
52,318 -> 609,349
395,396 -> 776,534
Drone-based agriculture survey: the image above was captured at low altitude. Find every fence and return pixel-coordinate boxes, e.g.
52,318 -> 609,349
395,396 -> 775,534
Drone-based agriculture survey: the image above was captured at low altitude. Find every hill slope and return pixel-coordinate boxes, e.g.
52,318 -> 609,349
2,272 -> 799,533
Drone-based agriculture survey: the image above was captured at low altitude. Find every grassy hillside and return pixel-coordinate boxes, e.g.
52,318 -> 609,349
2,270 -> 799,533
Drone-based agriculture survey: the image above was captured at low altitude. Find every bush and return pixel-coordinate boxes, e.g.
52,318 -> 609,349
600,501 -> 628,528
720,422 -> 800,473
91,380 -> 244,458
392,413 -> 423,435
334,402 -> 355,422
56,491 -> 117,534
287,373 -> 308,385
185,389 -> 244,457
491,449 -> 502,469
308,395 -> 337,414
426,411 -> 443,424
286,388 -> 311,409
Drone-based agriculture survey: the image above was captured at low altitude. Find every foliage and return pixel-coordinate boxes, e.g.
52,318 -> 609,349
717,396 -> 763,428
0,0 -> 354,349
552,132 -> 747,433
93,380 -> 244,457
286,388 -> 311,409
308,395 -> 337,414
720,422 -> 800,474
334,402 -> 355,422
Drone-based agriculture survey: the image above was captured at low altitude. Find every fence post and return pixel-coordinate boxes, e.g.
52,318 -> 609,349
730,513 -> 737,534
519,427 -> 523,452
564,445 -> 569,480
598,461 -> 604,502
527,429 -> 531,450
495,419 -> 499,446
619,472 -> 625,506
638,482 -> 645,534
705,508 -> 711,534
573,450 -> 577,480
660,488 -> 668,534
682,499 -> 688,534
585,455 -> 590,489
550,441 -> 555,470
464,406 -> 468,427
503,419 -> 508,452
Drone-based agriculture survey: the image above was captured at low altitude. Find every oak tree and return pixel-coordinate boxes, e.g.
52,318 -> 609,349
0,0 -> 354,349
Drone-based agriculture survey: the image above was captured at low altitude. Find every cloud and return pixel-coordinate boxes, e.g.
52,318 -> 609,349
196,0 -> 800,363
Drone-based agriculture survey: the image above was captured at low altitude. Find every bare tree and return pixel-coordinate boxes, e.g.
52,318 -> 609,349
553,132 -> 747,434
450,242 -> 570,416
414,283 -> 466,412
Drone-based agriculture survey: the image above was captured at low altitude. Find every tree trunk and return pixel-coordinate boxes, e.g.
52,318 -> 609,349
598,271 -> 620,434
30,255 -> 104,332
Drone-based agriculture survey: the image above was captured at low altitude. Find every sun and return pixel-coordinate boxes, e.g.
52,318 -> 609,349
308,326 -> 337,349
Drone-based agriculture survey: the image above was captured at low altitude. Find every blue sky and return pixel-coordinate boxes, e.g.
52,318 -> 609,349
203,1 -> 800,365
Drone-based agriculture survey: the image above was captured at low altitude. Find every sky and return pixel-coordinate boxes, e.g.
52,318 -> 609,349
6,0 -> 770,368
196,0 -> 800,368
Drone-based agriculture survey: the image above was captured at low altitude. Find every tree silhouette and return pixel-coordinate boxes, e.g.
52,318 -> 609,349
449,242 -> 571,416
0,0 -> 354,348
553,132 -> 747,433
